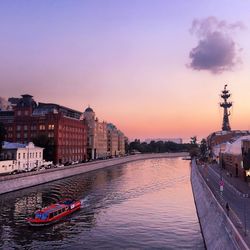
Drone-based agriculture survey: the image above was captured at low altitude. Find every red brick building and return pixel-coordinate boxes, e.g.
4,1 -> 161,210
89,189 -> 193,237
0,95 -> 87,164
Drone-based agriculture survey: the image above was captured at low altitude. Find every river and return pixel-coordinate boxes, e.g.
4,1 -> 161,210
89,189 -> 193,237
0,157 -> 204,249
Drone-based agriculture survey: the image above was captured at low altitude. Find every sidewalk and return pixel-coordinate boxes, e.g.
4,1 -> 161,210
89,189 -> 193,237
210,163 -> 250,197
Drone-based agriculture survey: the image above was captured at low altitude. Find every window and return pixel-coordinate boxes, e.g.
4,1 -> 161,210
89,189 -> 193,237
24,133 -> 27,138
24,125 -> 28,131
31,125 -> 37,131
48,132 -> 54,138
17,125 -> 21,131
36,152 -> 37,158
17,110 -> 21,116
39,124 -> 46,130
23,153 -> 25,159
18,153 -> 21,159
24,110 -> 29,116
48,124 -> 55,130
39,152 -> 41,158
17,133 -> 21,139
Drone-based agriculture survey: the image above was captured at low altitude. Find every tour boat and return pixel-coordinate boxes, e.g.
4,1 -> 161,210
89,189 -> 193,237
27,199 -> 81,226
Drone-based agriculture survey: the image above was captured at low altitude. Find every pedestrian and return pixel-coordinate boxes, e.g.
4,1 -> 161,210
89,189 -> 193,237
226,202 -> 230,216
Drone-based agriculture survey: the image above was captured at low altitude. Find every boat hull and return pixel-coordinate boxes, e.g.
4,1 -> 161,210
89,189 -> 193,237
27,199 -> 81,227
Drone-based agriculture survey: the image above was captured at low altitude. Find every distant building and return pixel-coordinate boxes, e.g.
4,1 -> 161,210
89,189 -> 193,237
107,123 -> 119,157
0,94 -> 87,164
84,107 -> 126,159
118,130 -> 125,156
0,141 -> 44,173
145,138 -> 183,144
84,107 -> 108,160
215,135 -> 250,181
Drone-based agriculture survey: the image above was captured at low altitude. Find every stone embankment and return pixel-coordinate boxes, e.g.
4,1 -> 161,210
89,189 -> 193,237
191,161 -> 249,250
0,152 -> 188,195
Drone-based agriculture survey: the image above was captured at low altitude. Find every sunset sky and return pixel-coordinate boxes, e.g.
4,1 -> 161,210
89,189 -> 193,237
1,1 -> 250,141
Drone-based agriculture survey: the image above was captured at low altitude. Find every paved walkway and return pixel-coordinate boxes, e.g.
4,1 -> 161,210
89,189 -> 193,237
210,163 -> 250,197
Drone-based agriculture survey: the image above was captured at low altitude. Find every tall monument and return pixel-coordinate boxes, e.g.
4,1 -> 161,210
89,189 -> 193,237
220,84 -> 232,131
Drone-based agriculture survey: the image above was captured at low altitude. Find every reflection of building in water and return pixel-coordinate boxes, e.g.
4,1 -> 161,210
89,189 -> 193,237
0,163 -> 127,248
14,192 -> 43,216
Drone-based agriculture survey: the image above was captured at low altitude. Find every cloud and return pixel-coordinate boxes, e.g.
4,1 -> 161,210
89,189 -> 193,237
188,16 -> 244,74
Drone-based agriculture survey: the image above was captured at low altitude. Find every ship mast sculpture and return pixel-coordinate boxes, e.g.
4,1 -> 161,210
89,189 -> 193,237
220,84 -> 232,131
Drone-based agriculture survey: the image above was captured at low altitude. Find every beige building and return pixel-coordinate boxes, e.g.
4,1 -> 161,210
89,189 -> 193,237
118,130 -> 125,156
84,107 -> 108,160
84,107 -> 127,159
107,123 -> 118,157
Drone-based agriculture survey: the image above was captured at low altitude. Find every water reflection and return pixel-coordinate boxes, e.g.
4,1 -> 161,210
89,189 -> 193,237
0,157 -> 204,249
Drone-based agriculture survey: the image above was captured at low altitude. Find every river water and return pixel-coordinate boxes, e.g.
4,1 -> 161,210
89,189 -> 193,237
0,157 -> 204,249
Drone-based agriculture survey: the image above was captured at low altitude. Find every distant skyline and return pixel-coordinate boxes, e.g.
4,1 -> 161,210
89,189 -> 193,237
1,1 -> 250,141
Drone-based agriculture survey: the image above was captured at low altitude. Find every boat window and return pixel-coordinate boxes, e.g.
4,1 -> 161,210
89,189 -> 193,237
49,213 -> 53,219
41,213 -> 48,220
35,213 -> 47,220
35,213 -> 42,219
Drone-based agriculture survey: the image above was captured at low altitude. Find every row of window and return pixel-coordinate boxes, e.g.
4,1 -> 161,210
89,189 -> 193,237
17,110 -> 29,116
18,152 -> 42,159
59,125 -> 84,133
58,148 -> 85,154
16,124 -> 55,131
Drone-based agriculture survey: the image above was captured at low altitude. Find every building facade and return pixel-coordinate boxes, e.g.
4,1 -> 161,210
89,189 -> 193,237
84,108 -> 126,159
217,135 -> 250,181
0,142 -> 44,173
0,95 -> 87,164
107,123 -> 119,157
84,107 -> 108,160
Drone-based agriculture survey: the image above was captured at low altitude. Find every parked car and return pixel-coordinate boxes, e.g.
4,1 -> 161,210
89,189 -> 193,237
9,170 -> 19,175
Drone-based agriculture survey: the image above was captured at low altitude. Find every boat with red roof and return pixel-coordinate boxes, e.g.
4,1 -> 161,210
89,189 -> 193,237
27,199 -> 81,226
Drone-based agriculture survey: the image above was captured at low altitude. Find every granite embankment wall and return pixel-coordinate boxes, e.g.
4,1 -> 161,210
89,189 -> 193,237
191,161 -> 249,250
0,152 -> 188,195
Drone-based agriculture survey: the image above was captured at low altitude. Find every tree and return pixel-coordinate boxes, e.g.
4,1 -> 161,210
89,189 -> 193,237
0,122 -> 7,153
189,136 -> 199,158
190,136 -> 197,145
33,134 -> 55,162
200,138 -> 208,160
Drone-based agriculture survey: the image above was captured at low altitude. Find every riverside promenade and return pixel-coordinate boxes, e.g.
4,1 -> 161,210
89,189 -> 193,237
0,152 -> 188,195
192,160 -> 250,249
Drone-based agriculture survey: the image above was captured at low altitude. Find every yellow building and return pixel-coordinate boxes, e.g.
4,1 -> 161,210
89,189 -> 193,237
84,107 -> 108,160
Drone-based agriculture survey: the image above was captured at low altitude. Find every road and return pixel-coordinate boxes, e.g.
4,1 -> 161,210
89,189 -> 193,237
198,163 -> 250,238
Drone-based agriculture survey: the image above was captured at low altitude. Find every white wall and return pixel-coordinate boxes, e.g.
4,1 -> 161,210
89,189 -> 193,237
16,144 -> 43,171
0,160 -> 16,174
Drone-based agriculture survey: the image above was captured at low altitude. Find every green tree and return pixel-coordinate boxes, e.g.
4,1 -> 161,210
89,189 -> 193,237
0,122 -> 7,153
200,138 -> 208,160
189,136 -> 199,158
190,136 -> 197,145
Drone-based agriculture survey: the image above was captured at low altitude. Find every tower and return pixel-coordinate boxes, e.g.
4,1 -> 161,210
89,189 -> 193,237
220,85 -> 232,131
